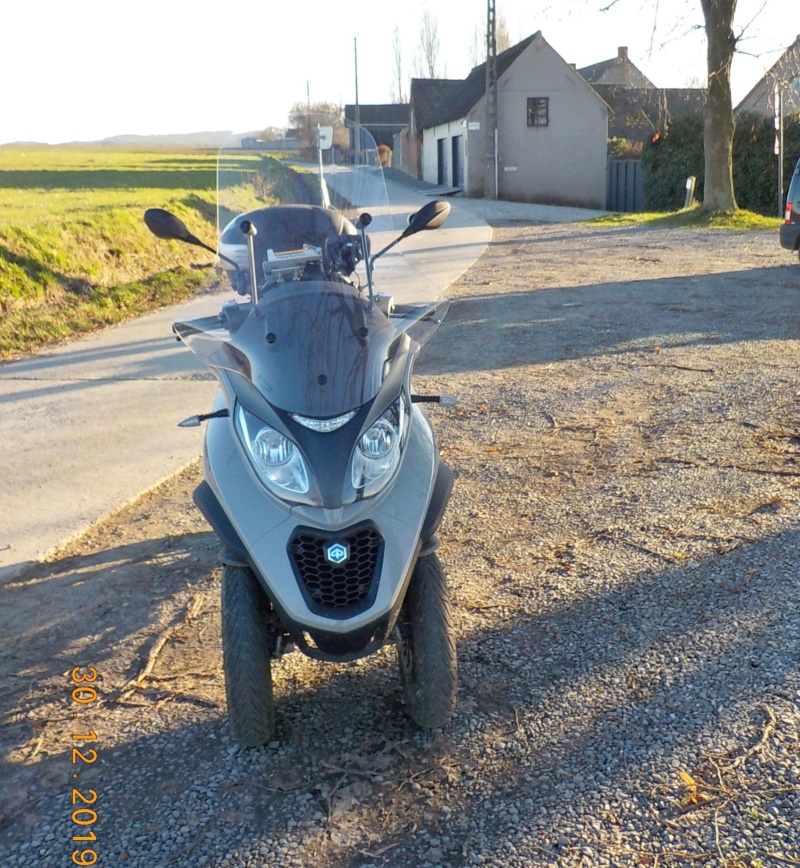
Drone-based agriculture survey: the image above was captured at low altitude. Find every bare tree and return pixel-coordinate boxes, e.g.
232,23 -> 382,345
390,27 -> 407,103
470,21 -> 484,69
259,126 -> 285,142
497,13 -> 512,53
288,101 -> 343,149
470,12 -> 512,68
418,10 -> 441,78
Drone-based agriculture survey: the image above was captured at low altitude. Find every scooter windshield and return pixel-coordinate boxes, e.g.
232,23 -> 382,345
174,284 -> 445,417
173,120 -> 448,417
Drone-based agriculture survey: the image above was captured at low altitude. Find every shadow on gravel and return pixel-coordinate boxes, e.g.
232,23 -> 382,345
4,527 -> 796,865
0,531 -> 216,727
297,530 -> 799,865
420,265 -> 800,376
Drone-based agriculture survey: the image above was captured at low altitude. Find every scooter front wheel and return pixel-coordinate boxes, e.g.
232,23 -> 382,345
221,564 -> 276,747
396,553 -> 457,728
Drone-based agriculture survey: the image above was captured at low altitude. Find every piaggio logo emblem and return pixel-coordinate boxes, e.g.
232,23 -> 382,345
325,542 -> 349,565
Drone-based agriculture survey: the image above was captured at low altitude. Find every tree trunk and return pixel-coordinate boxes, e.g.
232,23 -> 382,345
700,0 -> 738,211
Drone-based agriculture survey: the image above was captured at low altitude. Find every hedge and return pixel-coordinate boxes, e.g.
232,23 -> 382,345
641,112 -> 800,213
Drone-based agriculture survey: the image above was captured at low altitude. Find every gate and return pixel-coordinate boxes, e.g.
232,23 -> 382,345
607,159 -> 643,212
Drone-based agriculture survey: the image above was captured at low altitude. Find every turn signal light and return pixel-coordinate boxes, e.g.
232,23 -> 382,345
786,203 -> 793,224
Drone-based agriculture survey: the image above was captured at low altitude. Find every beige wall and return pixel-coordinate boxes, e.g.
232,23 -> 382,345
422,35 -> 608,207
422,122 -> 464,186
736,43 -> 800,116
738,71 -> 800,116
421,125 -> 440,184
392,128 -> 417,175
492,38 -> 608,207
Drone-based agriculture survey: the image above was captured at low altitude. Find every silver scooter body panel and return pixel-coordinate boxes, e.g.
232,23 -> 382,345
203,394 -> 438,638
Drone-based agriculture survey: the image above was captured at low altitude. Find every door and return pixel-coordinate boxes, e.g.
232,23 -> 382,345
437,138 -> 448,186
451,136 -> 463,187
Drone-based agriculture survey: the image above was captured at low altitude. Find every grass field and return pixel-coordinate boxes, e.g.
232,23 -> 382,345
0,147 -> 300,359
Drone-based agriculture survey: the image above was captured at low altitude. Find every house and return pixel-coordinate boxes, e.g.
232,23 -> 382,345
419,32 -> 609,207
593,85 -> 706,143
736,35 -> 800,116
343,104 -> 409,149
393,78 -> 464,177
577,46 -> 704,144
577,46 -> 655,89
343,87 -> 464,175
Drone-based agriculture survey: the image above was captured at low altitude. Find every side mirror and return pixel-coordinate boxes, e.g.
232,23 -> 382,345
402,200 -> 451,238
369,199 -> 451,271
144,208 -> 194,242
144,208 -> 224,262
144,208 -> 219,259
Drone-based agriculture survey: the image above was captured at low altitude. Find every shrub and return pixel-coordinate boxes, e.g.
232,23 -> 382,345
641,111 -> 800,214
642,115 -> 704,210
734,112 -> 800,214
608,137 -> 642,159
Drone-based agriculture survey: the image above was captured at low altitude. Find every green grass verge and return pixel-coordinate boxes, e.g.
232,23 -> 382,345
0,146 -> 299,360
0,269 -> 206,358
587,205 -> 782,230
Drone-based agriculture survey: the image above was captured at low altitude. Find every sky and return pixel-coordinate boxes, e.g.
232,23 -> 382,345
0,0 -> 795,144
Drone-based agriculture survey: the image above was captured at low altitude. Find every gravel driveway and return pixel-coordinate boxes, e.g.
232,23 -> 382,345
1,220 -> 799,867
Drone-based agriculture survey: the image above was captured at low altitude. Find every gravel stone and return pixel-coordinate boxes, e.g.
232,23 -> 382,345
1,221 -> 799,867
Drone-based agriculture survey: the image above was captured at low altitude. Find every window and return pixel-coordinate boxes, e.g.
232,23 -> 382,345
527,97 -> 549,127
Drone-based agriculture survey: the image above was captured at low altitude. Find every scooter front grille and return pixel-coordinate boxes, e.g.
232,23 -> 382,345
289,526 -> 383,614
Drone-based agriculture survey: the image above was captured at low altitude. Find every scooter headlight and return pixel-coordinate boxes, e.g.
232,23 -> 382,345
351,398 -> 406,497
235,405 -> 312,501
252,426 -> 297,470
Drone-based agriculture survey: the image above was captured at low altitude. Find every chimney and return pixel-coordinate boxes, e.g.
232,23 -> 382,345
618,46 -> 629,62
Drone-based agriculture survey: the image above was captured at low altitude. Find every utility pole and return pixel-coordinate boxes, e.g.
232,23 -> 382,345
354,37 -> 361,165
306,81 -> 312,154
484,0 -> 498,199
354,38 -> 361,127
775,82 -> 784,217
